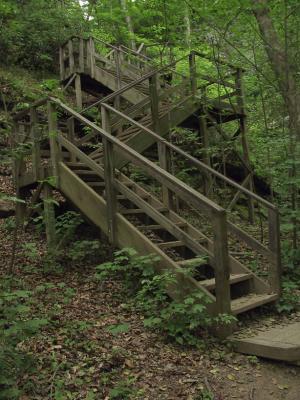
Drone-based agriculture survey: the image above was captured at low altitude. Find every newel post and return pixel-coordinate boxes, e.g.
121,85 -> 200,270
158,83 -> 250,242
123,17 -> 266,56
101,106 -> 117,246
212,209 -> 231,315
47,101 -> 60,186
268,208 -> 281,294
68,39 -> 75,75
149,73 -> 160,132
157,141 -> 173,209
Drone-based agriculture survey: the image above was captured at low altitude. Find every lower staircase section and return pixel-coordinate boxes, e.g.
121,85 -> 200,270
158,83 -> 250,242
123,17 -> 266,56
12,97 -> 281,337
59,157 -> 277,318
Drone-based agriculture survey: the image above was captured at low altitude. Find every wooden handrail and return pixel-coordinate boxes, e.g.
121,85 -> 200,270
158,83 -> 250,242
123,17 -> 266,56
101,102 -> 277,211
51,97 -> 224,216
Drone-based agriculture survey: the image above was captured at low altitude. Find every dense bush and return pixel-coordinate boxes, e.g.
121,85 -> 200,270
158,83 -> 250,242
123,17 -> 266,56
0,0 -> 87,71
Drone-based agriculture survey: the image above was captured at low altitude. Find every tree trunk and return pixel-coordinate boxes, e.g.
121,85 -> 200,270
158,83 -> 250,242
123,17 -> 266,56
184,5 -> 191,48
251,0 -> 300,248
120,0 -> 136,51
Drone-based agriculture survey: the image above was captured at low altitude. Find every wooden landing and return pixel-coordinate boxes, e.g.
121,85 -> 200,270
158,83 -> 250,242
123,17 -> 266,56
231,322 -> 300,364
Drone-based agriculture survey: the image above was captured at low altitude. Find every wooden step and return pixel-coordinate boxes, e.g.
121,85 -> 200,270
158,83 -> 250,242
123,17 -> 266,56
86,181 -> 105,187
199,273 -> 253,291
65,162 -> 89,169
158,240 -> 184,249
121,206 -> 167,215
120,208 -> 145,215
177,257 -> 207,267
231,293 -> 278,315
75,170 -> 99,176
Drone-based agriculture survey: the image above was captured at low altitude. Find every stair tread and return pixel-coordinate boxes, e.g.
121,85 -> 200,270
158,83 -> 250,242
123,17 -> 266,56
231,293 -> 278,315
177,257 -> 207,267
158,240 -> 184,249
199,273 -> 253,290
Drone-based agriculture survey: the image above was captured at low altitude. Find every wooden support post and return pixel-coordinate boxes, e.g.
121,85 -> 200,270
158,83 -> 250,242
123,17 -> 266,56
212,209 -> 232,337
268,208 -> 281,294
47,101 -> 60,184
75,74 -> 83,110
158,141 -> 173,209
89,37 -> 95,78
67,117 -> 76,162
79,38 -> 84,72
235,68 -> 255,223
114,48 -> 122,113
43,183 -> 56,251
68,40 -> 75,75
149,73 -> 160,132
30,107 -> 41,181
189,51 -> 197,95
199,109 -> 212,196
103,137 -> 117,246
101,106 -> 111,133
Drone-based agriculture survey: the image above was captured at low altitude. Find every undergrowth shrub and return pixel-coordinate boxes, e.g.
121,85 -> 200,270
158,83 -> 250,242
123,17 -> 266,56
0,278 -> 47,399
95,248 -> 234,346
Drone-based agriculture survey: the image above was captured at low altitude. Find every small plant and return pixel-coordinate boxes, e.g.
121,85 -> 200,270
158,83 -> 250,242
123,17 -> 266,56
276,280 -> 300,313
95,248 -> 223,346
0,280 -> 47,399
109,378 -> 137,400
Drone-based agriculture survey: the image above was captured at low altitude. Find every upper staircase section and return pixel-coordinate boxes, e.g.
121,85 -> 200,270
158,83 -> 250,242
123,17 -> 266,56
59,36 -> 245,120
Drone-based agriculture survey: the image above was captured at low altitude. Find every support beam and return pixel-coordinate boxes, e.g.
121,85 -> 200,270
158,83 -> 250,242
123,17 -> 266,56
43,183 -> 56,250
75,74 -> 83,110
158,141 -> 173,209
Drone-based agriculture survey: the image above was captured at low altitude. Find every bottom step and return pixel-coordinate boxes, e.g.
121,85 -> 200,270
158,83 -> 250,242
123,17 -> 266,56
231,321 -> 300,364
231,293 -> 278,315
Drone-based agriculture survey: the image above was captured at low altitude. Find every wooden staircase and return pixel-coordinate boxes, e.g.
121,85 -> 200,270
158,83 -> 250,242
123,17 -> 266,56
12,37 -> 281,337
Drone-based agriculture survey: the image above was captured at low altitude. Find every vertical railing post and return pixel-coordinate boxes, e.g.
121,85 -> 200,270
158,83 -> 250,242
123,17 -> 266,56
101,106 -> 117,246
67,117 -> 76,163
212,209 -> 231,316
235,67 -> 255,223
30,107 -> 41,181
75,74 -> 83,110
158,141 -> 173,209
13,122 -> 27,225
149,73 -> 160,132
43,183 -> 56,251
89,37 -> 95,78
68,39 -> 75,75
189,51 -> 197,95
47,101 -> 60,185
79,38 -> 84,72
268,208 -> 281,294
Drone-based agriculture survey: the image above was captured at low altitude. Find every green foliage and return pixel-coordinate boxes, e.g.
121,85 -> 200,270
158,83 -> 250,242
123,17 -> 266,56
96,249 -> 234,346
0,279 -> 47,398
0,0 -> 87,70
276,280 -> 300,313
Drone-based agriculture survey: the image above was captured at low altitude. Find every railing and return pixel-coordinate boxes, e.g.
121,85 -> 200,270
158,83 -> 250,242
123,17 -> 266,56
13,97 -> 236,314
13,96 -> 281,299
59,36 -> 241,112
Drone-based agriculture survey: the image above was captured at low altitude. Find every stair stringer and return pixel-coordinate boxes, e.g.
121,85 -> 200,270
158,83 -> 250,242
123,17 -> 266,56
58,161 -> 217,314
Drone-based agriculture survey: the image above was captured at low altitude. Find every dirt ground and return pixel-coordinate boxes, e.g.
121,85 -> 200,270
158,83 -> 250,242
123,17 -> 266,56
1,168 -> 300,400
